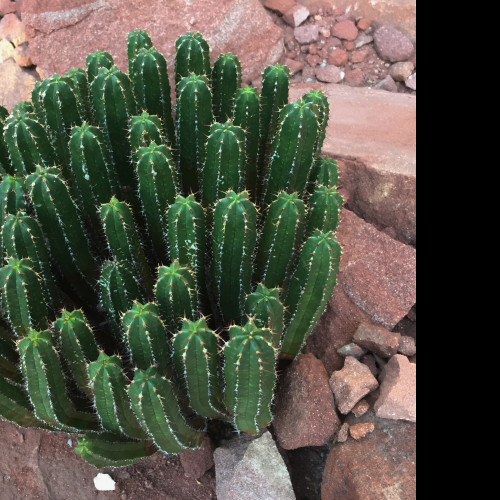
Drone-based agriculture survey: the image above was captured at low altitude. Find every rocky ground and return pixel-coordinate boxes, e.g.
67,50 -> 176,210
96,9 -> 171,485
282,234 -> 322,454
1,1 -> 416,499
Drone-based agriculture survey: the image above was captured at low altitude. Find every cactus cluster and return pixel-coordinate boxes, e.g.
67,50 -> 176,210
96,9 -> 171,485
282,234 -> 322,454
0,30 -> 343,468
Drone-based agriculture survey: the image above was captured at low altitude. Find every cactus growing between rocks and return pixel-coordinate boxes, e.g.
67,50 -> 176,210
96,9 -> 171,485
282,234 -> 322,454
0,31 -> 343,467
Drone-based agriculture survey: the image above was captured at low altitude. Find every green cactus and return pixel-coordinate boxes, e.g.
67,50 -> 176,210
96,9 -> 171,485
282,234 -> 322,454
254,191 -> 306,289
172,318 -> 223,418
212,191 -> 257,324
0,30 -> 342,467
281,231 -> 342,359
176,74 -> 213,195
88,352 -> 146,439
175,32 -> 211,84
212,53 -> 242,123
131,47 -> 177,151
202,121 -> 246,208
224,320 -> 277,434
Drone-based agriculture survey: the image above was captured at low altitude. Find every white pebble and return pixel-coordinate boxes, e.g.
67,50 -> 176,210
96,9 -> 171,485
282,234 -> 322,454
94,474 -> 116,492
67,439 -> 73,447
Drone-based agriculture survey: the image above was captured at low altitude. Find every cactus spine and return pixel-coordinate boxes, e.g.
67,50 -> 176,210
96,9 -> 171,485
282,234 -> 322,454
127,29 -> 153,75
212,191 -> 257,324
281,231 -> 342,359
212,53 -> 242,123
172,318 -> 223,418
315,157 -> 339,189
86,50 -> 114,83
0,106 -> 11,175
129,112 -> 164,154
175,33 -> 211,84
0,175 -> 26,233
224,321 -> 277,434
307,185 -> 343,235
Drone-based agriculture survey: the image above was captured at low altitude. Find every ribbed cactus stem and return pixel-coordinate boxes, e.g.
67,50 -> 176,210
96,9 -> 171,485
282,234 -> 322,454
31,79 -> 49,124
306,185 -> 343,236
315,157 -> 339,189
0,258 -> 48,338
262,100 -> 319,205
88,352 -> 146,439
69,122 -> 117,224
129,366 -> 205,454
2,212 -> 59,312
64,68 -> 93,122
91,66 -> 138,195
26,166 -> 98,302
131,47 -> 177,151
86,50 -> 114,83
127,29 -> 153,75
136,142 -> 179,261
254,191 -> 306,288
281,231 -> 342,359
18,329 -> 99,432
167,195 -> 206,307
3,112 -> 56,175
232,87 -> 261,201
156,262 -> 198,332
0,175 -> 26,233
53,309 -> 99,398
122,302 -> 171,376
101,197 -> 155,297
245,284 -> 284,349
172,318 -> 223,418
100,261 -> 145,338
0,106 -> 11,175
212,53 -> 242,123
302,90 -> 330,190
176,73 -> 214,195
129,112 -> 164,154
258,64 -> 290,180
223,321 -> 277,434
75,433 -> 156,469
175,32 -> 211,85
202,121 -> 246,208
212,191 -> 257,324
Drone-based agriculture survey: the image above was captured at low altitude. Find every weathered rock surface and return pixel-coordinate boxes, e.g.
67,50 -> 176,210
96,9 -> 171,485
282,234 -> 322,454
322,411 -> 416,499
0,58 -> 38,110
0,13 -> 26,46
349,422 -> 375,440
0,0 -> 18,15
351,399 -> 370,418
337,423 -> 350,443
0,38 -> 14,63
0,420 -> 216,500
406,72 -> 417,90
283,4 -> 310,27
337,343 -> 367,360
214,431 -> 295,500
289,83 -> 416,245
375,354 -> 417,422
331,20 -> 358,41
274,353 -> 341,449
353,322 -> 401,359
20,0 -> 284,82
315,64 -> 343,83
304,209 -> 416,374
327,48 -> 348,66
398,335 -> 417,357
294,23 -> 319,44
374,24 -> 415,62
375,74 -> 398,92
264,0 -> 296,15
179,437 -> 215,480
330,356 -> 379,414
389,61 -> 415,81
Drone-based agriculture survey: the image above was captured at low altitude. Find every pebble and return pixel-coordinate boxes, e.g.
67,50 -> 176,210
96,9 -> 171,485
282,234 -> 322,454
353,322 -> 401,359
337,343 -> 367,359
337,423 -> 350,443
94,474 -> 116,492
285,58 -> 305,75
354,33 -> 373,49
373,24 -> 415,62
284,5 -> 310,28
315,64 -> 344,83
332,20 -> 359,41
357,18 -> 372,31
406,73 -> 417,90
389,61 -> 415,82
350,48 -> 370,63
349,422 -> 375,440
352,399 -> 371,418
397,335 -> 417,357
328,48 -> 348,67
344,69 -> 366,87
294,25 -> 320,44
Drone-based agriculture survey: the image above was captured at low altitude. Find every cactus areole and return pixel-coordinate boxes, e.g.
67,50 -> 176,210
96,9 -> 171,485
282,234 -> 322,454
0,30 -> 343,467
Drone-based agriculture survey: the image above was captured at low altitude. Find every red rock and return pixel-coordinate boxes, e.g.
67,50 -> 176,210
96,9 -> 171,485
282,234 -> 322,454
326,36 -> 343,48
308,43 -> 318,55
287,50 -> 297,59
349,422 -> 375,440
353,322 -> 401,359
343,40 -> 355,51
360,354 -> 379,377
337,423 -> 350,443
375,74 -> 398,93
294,24 -> 320,44
330,356 -> 379,415
21,0 -> 284,83
285,57 -> 305,75
283,4 -> 310,27
319,27 -> 331,38
344,68 -> 365,87
332,20 -> 358,41
350,47 -> 369,63
327,48 -> 348,66
179,437 -> 215,480
389,61 -> 415,82
337,343 -> 367,359
274,353 -> 341,449
352,399 -> 370,417
375,355 -> 416,422
14,42 -> 33,67
264,0 -> 296,15
398,335 -> 416,357
0,13 -> 26,46
373,24 -> 415,63
315,64 -> 343,83
357,18 -> 372,30
306,54 -> 321,67
0,58 -> 37,111
0,0 -> 18,15
322,412 -> 416,500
